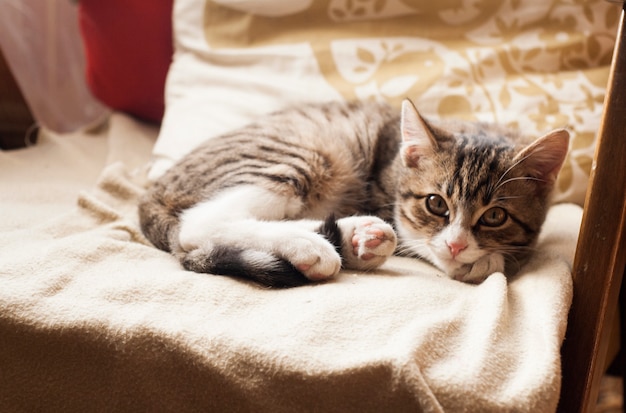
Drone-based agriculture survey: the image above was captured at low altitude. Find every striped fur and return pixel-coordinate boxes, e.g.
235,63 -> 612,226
139,100 -> 569,286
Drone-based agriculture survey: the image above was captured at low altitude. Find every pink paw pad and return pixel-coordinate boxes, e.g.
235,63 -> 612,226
352,228 -> 385,256
338,216 -> 397,271
295,263 -> 333,281
296,263 -> 311,272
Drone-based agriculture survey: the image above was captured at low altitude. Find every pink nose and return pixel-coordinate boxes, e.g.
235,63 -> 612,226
447,241 -> 468,258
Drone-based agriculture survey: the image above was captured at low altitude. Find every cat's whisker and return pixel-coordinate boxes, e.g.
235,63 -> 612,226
501,253 -> 522,273
396,241 -> 428,253
396,239 -> 429,257
492,152 -> 534,191
495,244 -> 537,254
379,202 -> 399,210
503,249 -> 524,273
494,176 -> 546,192
493,195 -> 524,201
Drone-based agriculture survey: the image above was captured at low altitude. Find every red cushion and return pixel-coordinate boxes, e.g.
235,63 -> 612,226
78,0 -> 174,123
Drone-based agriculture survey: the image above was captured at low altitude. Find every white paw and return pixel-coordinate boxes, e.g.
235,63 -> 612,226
337,216 -> 397,270
453,253 -> 505,284
279,232 -> 342,281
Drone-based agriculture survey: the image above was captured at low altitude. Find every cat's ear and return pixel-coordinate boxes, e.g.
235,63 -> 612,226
514,129 -> 570,186
400,99 -> 437,168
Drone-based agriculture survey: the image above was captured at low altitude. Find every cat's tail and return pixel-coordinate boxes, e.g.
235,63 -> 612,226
138,198 -> 309,287
179,216 -> 343,288
137,192 -> 182,253
180,246 -> 311,288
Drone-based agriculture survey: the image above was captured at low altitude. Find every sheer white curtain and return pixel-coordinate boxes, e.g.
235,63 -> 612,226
0,0 -> 107,132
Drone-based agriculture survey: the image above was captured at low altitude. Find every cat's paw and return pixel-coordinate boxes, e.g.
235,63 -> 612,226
280,233 -> 342,281
453,253 -> 505,284
337,216 -> 397,270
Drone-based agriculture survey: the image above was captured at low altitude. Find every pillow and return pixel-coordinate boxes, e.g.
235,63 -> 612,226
78,0 -> 174,123
153,0 -> 619,205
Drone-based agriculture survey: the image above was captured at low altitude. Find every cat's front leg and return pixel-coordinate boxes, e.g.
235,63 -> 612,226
453,253 -> 505,284
336,216 -> 397,271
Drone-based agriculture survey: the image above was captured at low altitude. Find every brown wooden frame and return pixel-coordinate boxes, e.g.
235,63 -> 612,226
557,2 -> 626,411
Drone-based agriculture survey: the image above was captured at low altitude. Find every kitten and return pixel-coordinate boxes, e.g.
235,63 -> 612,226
138,99 -> 569,287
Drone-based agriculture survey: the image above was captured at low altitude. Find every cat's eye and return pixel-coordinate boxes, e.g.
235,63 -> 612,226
425,194 -> 449,218
480,207 -> 508,227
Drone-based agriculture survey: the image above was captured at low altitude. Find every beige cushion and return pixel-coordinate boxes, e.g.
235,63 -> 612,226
153,0 -> 620,205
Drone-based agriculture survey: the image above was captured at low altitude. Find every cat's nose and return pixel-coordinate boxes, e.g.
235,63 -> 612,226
447,240 -> 468,258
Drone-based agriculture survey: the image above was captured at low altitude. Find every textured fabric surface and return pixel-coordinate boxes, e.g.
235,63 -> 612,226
0,113 -> 580,412
154,0 -> 619,205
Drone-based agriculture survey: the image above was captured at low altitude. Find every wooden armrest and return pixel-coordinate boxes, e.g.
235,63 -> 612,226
557,2 -> 626,412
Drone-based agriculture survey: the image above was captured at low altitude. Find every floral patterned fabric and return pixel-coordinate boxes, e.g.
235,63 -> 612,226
154,0 -> 620,205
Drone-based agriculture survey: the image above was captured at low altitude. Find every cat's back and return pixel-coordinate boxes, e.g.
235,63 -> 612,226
146,100 -> 401,220
215,100 -> 400,154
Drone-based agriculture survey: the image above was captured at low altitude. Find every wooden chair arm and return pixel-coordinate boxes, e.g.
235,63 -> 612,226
557,2 -> 626,412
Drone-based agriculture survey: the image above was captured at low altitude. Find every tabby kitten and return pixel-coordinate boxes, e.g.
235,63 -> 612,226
138,99 -> 569,287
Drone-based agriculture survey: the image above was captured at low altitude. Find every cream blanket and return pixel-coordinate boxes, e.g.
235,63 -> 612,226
0,113 -> 580,412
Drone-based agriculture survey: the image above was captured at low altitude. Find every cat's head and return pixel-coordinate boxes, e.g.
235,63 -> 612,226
395,99 -> 569,283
